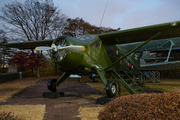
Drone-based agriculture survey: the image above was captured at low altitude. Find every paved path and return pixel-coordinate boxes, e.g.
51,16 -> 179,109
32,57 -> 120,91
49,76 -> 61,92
0,79 -> 104,120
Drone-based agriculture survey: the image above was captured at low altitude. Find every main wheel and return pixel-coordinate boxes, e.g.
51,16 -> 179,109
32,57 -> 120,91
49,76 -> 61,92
106,81 -> 117,98
47,79 -> 57,92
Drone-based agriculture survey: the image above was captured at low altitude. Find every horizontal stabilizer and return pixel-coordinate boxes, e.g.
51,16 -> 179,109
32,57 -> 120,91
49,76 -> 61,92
144,57 -> 175,62
140,61 -> 180,70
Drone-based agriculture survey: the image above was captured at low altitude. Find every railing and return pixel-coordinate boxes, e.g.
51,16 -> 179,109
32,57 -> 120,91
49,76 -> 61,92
118,46 -> 144,76
144,71 -> 160,82
118,46 -> 160,83
151,71 -> 160,82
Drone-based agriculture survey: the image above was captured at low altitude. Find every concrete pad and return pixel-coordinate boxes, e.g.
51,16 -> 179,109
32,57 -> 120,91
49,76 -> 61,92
43,92 -> 64,99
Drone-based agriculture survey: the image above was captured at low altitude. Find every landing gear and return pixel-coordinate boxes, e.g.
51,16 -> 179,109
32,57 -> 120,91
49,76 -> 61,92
96,81 -> 116,104
44,73 -> 70,99
136,77 -> 143,87
47,79 -> 57,92
89,73 -> 98,82
106,81 -> 117,97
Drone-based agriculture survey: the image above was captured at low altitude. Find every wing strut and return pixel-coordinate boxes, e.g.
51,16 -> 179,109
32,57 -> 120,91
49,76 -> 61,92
104,32 -> 162,71
164,40 -> 175,62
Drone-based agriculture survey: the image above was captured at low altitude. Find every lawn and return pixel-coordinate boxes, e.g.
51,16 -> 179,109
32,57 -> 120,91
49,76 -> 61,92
145,79 -> 180,92
0,105 -> 46,120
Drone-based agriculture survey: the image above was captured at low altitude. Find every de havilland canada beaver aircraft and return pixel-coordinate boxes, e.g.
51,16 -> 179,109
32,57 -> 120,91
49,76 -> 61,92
4,21 -> 180,98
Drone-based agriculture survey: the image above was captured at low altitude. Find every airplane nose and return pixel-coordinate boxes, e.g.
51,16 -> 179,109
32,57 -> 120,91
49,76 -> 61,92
50,37 -> 68,61
49,36 -> 84,70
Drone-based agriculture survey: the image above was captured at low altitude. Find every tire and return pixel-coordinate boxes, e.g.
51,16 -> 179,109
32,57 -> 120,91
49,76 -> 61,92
47,79 -> 57,92
106,81 -> 117,97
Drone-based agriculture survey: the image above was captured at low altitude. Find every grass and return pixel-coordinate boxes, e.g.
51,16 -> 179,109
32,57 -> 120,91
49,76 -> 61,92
0,105 -> 46,120
145,79 -> 180,92
78,106 -> 103,120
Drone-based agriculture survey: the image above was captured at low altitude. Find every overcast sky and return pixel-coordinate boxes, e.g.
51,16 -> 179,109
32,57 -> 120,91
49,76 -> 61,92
0,0 -> 180,30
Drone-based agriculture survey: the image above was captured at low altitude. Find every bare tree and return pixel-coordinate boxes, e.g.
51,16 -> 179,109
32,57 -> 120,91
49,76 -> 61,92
48,15 -> 67,39
0,0 -> 67,77
0,29 -> 11,73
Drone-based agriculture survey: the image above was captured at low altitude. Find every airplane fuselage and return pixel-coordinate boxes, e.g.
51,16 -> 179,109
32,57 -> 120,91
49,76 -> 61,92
52,35 -> 140,76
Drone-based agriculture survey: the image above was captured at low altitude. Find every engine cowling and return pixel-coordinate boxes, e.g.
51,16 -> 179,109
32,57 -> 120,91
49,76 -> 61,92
50,36 -> 84,70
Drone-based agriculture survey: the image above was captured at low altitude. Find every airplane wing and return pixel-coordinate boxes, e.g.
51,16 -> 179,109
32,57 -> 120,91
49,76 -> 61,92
3,39 -> 54,49
97,21 -> 180,45
3,21 -> 180,49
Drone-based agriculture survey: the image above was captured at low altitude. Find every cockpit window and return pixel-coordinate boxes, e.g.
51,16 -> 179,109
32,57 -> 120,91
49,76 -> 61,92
78,34 -> 98,42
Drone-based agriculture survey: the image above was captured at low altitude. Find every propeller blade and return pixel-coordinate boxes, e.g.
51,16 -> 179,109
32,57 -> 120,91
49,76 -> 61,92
35,46 -> 52,51
58,46 -> 85,52
35,45 -> 85,52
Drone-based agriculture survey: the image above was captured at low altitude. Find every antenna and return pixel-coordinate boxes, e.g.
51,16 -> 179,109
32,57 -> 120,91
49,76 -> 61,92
99,1 -> 108,27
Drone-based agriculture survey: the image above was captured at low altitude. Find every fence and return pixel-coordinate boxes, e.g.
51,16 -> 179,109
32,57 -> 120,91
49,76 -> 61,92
0,73 -> 20,83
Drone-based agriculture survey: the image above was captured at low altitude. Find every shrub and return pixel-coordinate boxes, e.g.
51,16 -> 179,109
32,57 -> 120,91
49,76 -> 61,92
40,65 -> 62,77
98,92 -> 180,120
22,70 -> 34,78
0,111 -> 25,120
22,65 -> 62,77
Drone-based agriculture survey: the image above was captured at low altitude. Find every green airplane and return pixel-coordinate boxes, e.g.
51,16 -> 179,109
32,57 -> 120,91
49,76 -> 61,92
4,21 -> 180,97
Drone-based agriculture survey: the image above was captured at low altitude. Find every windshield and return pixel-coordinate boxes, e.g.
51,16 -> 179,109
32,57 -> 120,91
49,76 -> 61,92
78,34 -> 98,42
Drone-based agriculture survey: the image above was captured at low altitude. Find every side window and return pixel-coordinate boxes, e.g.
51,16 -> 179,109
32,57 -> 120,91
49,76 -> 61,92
95,40 -> 101,49
106,46 -> 115,57
93,40 -> 101,49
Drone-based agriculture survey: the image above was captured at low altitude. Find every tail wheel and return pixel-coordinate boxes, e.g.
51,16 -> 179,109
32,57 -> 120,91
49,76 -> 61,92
47,79 -> 57,92
106,81 -> 117,97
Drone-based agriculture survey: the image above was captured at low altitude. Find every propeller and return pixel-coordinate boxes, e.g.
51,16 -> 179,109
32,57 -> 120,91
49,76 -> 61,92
35,44 -> 85,52
35,37 -> 85,61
